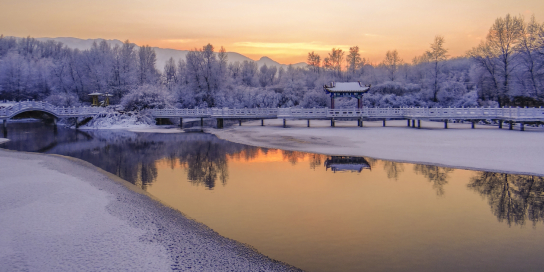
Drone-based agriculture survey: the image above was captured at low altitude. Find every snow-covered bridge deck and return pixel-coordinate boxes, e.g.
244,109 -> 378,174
1,101 -> 543,130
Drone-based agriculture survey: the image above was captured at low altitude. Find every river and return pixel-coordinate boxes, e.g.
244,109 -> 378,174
2,121 -> 544,272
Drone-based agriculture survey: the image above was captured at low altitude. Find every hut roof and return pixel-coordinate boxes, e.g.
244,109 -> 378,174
324,82 -> 370,93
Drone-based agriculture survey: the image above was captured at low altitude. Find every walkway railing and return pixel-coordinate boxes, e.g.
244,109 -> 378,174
1,101 -> 543,122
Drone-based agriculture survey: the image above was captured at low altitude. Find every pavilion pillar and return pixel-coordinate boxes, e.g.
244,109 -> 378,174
471,121 -> 475,129
520,122 -> 525,131
2,119 -> 6,129
357,98 -> 362,109
330,96 -> 335,109
383,119 -> 386,127
498,120 -> 503,129
307,119 -> 310,127
283,119 -> 286,128
201,118 -> 204,127
179,118 -> 183,128
418,120 -> 421,129
261,119 -> 264,126
444,120 -> 448,129
509,121 -> 513,130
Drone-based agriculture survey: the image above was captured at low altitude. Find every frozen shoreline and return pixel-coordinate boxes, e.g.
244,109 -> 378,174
208,119 -> 544,176
0,149 -> 300,271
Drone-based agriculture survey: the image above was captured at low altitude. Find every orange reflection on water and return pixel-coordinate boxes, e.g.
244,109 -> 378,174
148,150 -> 544,272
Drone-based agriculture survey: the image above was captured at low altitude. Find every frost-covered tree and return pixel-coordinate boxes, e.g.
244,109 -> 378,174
381,50 -> 403,81
307,51 -> 321,73
346,46 -> 365,80
427,36 -> 448,102
138,45 -> 159,85
121,84 -> 172,111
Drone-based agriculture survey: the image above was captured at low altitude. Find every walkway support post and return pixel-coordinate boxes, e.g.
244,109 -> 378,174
238,119 -> 242,126
383,119 -> 386,127
412,119 -> 416,128
201,118 -> 204,128
520,122 -> 525,131
417,120 -> 421,129
179,118 -> 183,128
216,118 -> 223,129
498,120 -> 503,129
2,119 -> 6,129
307,119 -> 310,127
471,121 -> 475,129
509,121 -> 513,130
444,120 -> 448,129
283,119 -> 286,128
407,120 -> 410,127
261,119 -> 264,126
331,119 -> 335,127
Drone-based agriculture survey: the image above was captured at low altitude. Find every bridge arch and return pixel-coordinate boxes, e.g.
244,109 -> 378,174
8,109 -> 59,120
3,101 -> 60,120
7,109 -> 59,120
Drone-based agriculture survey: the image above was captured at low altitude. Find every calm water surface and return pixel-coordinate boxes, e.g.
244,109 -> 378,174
2,122 -> 544,272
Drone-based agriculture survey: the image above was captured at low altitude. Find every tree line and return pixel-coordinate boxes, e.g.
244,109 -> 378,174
1,14 -> 543,109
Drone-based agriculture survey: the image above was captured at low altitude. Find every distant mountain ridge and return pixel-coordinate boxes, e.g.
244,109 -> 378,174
28,37 -> 307,71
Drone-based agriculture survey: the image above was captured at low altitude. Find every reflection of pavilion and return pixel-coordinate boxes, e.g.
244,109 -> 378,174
324,156 -> 371,173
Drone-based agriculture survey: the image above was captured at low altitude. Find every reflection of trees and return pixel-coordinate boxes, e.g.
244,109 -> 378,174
468,172 -> 544,226
413,165 -> 453,196
3,123 -> 251,190
383,161 -> 404,180
179,141 -> 229,189
282,151 -> 307,165
309,154 -> 326,170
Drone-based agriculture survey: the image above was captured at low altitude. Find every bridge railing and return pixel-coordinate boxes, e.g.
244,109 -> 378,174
278,108 -> 328,118
151,108 -> 212,117
211,108 -> 278,117
2,101 -> 544,121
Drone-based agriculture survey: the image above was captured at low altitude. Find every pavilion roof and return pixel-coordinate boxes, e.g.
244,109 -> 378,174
88,92 -> 103,96
324,82 -> 370,93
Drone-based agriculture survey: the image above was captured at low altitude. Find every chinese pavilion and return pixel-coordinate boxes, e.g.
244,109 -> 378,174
323,82 -> 371,109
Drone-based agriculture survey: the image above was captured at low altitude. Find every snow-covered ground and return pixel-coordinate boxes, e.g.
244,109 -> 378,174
209,119 -> 544,176
0,149 -> 300,271
0,138 -> 8,145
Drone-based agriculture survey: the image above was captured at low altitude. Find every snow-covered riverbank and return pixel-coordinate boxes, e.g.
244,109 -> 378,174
0,149 -> 300,271
209,119 -> 544,176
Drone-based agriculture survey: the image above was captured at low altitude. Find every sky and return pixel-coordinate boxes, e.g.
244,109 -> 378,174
1,0 -> 543,64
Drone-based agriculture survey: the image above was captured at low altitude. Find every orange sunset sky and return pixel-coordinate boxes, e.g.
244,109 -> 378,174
1,0 -> 543,64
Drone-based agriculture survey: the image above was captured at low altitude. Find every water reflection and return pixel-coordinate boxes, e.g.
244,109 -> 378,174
468,172 -> 544,226
324,156 -> 371,173
0,122 -> 252,190
383,161 -> 404,180
414,164 -> 453,196
2,121 -> 544,230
